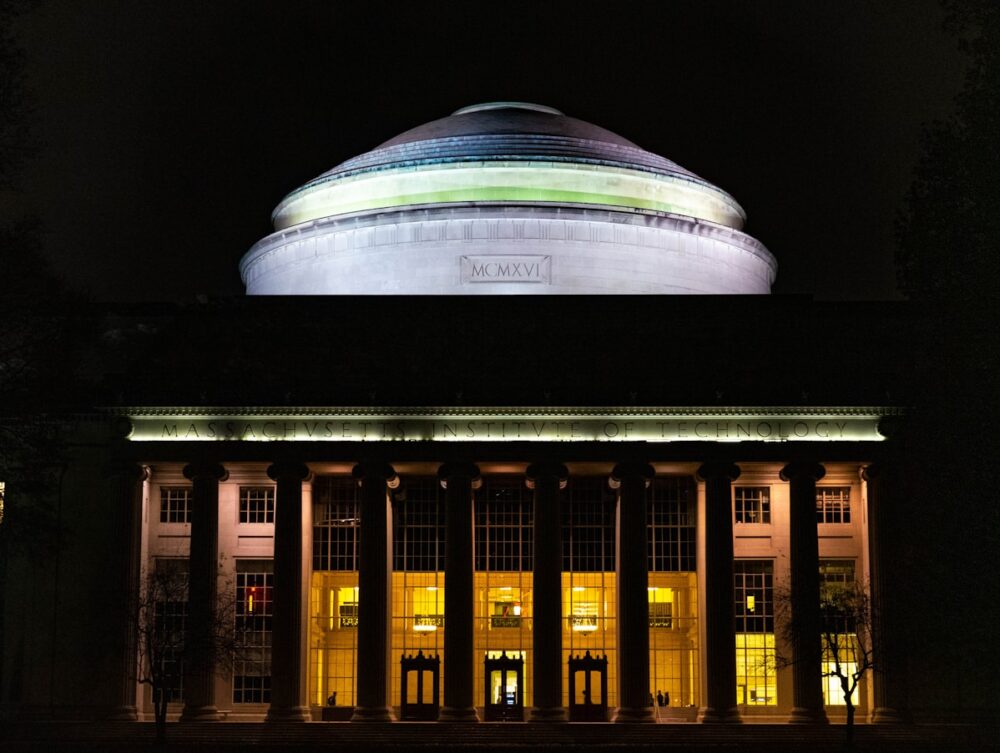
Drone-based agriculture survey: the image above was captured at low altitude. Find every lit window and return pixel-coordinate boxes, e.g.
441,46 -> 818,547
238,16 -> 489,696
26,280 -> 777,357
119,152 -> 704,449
239,486 -> 275,524
734,487 -> 771,524
816,487 -> 851,524
819,560 -> 859,706
734,560 -> 776,706
159,487 -> 191,524
490,587 -> 523,629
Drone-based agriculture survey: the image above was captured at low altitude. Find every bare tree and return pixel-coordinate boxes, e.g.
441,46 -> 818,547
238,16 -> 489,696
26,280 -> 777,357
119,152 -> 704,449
776,576 -> 876,746
133,563 -> 241,744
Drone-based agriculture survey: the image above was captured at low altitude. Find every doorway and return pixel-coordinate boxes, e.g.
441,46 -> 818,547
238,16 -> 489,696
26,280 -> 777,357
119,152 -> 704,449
483,650 -> 524,721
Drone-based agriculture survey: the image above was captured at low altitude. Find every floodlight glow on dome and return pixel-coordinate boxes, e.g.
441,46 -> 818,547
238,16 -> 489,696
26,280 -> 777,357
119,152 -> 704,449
240,103 -> 779,295
272,162 -> 745,231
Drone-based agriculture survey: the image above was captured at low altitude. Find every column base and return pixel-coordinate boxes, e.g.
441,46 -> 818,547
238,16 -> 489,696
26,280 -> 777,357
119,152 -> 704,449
350,705 -> 394,722
613,706 -> 655,723
871,706 -> 911,724
105,705 -> 138,721
266,705 -> 311,722
698,706 -> 742,723
528,706 -> 568,722
180,704 -> 222,721
788,706 -> 829,724
438,706 -> 479,722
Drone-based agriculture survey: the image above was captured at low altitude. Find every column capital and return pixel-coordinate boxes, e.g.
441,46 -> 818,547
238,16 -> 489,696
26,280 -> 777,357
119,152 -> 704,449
696,462 -> 741,483
352,461 -> 399,488
267,461 -> 310,482
525,462 -> 569,490
609,461 -> 655,490
183,462 -> 228,483
861,463 -> 883,482
779,461 -> 825,483
876,416 -> 904,439
438,461 -> 482,490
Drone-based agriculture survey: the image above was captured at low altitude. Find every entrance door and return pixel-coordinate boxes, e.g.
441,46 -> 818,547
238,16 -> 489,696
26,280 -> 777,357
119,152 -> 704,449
568,651 -> 608,722
400,650 -> 440,720
483,650 -> 524,721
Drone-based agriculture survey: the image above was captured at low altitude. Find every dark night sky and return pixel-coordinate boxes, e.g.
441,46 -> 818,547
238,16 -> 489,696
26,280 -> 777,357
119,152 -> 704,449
8,0 -> 968,301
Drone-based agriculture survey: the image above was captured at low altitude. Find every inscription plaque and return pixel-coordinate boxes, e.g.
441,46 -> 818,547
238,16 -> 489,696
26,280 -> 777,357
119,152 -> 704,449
461,255 -> 551,284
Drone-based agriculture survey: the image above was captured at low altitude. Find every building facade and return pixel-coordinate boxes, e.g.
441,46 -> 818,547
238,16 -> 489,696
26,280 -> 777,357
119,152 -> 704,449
1,104 -> 922,725
80,406 -> 899,724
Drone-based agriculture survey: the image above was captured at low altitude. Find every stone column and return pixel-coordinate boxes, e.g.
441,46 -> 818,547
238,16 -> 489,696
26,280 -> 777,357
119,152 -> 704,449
526,462 -> 569,722
104,462 -> 149,720
438,462 -> 481,722
697,462 -> 742,723
780,461 -> 829,724
863,463 -> 910,723
610,462 -> 655,723
351,461 -> 399,722
181,462 -> 227,721
266,461 -> 311,722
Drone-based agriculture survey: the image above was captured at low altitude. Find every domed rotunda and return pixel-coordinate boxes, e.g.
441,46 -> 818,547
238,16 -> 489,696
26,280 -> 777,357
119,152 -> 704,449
240,102 -> 777,295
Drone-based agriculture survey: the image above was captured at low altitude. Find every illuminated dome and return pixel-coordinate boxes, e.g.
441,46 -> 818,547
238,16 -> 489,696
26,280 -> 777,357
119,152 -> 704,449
241,102 -> 777,295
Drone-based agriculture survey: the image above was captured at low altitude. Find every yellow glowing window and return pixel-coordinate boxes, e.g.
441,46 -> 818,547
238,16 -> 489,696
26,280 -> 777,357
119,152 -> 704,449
412,585 -> 444,632
747,595 -> 756,612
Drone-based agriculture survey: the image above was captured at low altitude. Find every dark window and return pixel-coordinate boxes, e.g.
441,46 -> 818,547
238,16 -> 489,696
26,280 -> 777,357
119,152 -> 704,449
562,477 -> 615,572
233,560 -> 273,704
312,477 -> 359,571
159,487 -> 191,524
648,477 -> 697,572
239,486 -> 275,524
734,487 -> 771,524
393,476 -> 445,571
475,476 -> 533,572
819,559 -> 857,634
152,559 -> 189,702
816,487 -> 851,524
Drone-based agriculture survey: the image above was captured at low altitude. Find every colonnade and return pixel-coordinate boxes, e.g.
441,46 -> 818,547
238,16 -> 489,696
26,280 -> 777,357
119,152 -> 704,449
105,457 -> 906,724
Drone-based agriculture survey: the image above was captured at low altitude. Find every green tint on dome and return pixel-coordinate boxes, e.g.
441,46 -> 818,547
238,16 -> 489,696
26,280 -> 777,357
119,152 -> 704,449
271,103 -> 747,231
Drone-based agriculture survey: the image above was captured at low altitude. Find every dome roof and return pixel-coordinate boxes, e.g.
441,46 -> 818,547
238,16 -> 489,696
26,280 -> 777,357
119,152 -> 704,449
271,102 -> 747,231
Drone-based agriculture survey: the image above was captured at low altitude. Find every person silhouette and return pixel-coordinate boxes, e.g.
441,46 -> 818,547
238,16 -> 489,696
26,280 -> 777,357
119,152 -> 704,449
656,690 -> 664,707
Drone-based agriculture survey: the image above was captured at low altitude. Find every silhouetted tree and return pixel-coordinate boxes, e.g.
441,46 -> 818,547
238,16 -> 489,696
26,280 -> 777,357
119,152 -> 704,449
775,579 -> 876,746
133,564 -> 241,745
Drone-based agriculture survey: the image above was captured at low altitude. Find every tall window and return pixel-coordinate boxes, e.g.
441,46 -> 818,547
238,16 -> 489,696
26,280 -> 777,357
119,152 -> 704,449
734,560 -> 776,706
233,560 -> 273,704
562,477 -> 615,572
816,487 -> 851,524
648,477 -> 696,572
474,476 -> 534,708
475,477 -> 533,572
159,487 -> 191,523
819,560 -> 858,706
393,477 -> 445,572
310,476 -> 360,707
563,477 -> 618,707
648,477 -> 700,708
239,486 -> 275,524
152,558 -> 188,702
312,477 -> 359,571
734,487 -> 771,524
